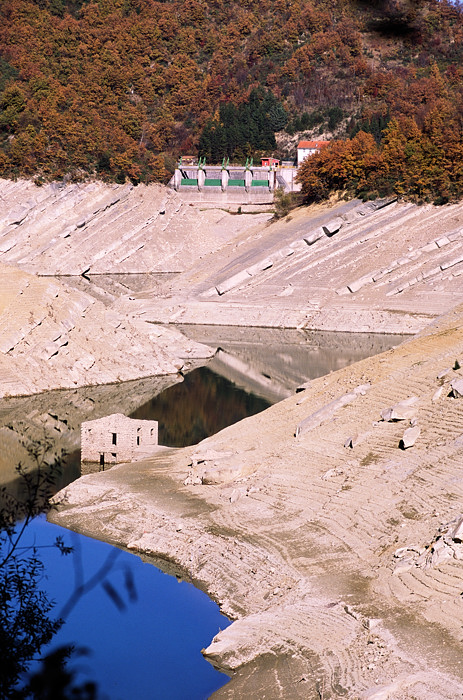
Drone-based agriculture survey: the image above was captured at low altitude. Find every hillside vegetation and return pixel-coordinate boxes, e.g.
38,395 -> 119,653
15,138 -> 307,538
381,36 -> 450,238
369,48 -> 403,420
0,0 -> 461,201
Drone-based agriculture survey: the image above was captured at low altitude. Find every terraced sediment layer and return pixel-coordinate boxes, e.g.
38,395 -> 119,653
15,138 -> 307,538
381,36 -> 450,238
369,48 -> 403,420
2,178 -> 462,337
0,263 -> 211,398
50,302 -> 463,699
119,197 -> 463,334
0,179 -> 271,275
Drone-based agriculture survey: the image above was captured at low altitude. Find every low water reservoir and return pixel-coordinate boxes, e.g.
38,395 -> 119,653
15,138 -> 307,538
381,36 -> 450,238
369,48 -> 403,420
0,327 -> 407,698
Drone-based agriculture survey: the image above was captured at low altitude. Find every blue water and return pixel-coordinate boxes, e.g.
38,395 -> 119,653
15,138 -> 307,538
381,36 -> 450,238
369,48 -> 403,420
20,515 -> 231,699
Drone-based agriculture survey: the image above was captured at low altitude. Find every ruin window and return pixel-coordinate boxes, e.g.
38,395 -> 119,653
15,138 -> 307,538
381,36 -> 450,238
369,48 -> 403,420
112,433 -> 117,445
150,428 -> 154,437
137,427 -> 141,446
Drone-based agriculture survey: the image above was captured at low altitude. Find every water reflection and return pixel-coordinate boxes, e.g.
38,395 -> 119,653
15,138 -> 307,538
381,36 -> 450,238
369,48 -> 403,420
0,327 -> 407,484
11,515 -> 231,700
130,366 -> 270,447
180,325 -> 407,403
0,374 -> 183,491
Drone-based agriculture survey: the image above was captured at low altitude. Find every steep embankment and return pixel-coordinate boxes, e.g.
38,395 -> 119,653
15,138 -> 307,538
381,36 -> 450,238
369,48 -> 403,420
50,301 -> 463,699
119,195 -> 463,334
0,179 -> 271,275
0,262 -> 211,398
0,177 -> 274,399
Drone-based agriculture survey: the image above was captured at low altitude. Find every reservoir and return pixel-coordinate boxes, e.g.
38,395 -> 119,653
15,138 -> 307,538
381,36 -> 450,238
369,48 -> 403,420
0,327 -> 406,698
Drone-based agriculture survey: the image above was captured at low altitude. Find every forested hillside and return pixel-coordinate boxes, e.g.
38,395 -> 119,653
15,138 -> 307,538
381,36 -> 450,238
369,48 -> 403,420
0,0 -> 462,200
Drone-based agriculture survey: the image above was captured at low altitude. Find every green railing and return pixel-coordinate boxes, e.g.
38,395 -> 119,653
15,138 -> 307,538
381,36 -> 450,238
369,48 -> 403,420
181,178 -> 198,186
228,179 -> 245,187
251,179 -> 269,187
204,178 -> 222,186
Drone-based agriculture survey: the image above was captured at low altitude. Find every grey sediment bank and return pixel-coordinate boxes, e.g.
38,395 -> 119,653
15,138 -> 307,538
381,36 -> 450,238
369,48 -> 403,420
2,178 -> 463,697
50,302 -> 463,699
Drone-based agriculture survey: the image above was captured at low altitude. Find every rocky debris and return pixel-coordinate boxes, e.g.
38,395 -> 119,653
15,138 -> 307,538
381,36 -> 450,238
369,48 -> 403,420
437,367 -> 451,379
2,181 -> 463,336
322,466 -> 345,479
380,396 -> 419,422
450,378 -> 463,398
190,448 -> 233,466
347,274 -> 373,294
184,448 -> 249,485
216,270 -> 252,296
303,229 -> 324,245
295,380 -> 311,393
295,384 -> 370,437
399,425 -> 420,449
246,258 -> 273,275
394,514 -> 463,572
322,217 -> 343,236
344,432 -> 367,448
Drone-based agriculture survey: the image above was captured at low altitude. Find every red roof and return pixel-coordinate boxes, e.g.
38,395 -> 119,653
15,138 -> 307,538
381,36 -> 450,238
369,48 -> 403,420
297,140 -> 329,149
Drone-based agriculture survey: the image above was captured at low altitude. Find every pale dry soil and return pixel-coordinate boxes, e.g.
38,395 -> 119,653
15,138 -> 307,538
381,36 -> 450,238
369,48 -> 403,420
2,180 -> 463,697
51,302 -> 463,700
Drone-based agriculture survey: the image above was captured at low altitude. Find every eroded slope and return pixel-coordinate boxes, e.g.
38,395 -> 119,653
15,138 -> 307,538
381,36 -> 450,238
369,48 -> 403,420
123,197 -> 463,334
0,263 -> 210,397
50,303 -> 463,699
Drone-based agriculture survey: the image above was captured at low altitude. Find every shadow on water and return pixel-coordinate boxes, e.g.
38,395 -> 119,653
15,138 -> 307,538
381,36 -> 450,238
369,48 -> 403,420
0,446 -> 231,699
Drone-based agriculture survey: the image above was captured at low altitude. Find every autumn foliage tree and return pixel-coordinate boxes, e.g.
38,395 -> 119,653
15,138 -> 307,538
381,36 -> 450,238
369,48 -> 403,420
0,0 -> 460,193
297,114 -> 463,204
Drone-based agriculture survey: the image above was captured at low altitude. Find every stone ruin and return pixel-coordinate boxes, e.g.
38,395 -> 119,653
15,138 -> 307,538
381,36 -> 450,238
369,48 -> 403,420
81,413 -> 158,467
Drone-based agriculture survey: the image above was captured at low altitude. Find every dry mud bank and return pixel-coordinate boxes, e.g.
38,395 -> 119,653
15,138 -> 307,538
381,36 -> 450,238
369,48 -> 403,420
0,263 -> 212,398
121,196 -> 463,335
51,302 -> 463,699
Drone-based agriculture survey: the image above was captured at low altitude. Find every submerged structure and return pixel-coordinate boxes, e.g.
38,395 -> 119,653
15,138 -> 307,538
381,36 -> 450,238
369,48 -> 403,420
81,413 -> 158,466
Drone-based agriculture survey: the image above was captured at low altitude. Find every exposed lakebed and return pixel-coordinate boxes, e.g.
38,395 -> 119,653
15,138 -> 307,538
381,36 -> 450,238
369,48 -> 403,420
1,327 -> 406,698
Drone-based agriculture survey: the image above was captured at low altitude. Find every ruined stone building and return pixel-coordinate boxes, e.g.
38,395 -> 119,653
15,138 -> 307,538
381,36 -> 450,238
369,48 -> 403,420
81,413 -> 158,467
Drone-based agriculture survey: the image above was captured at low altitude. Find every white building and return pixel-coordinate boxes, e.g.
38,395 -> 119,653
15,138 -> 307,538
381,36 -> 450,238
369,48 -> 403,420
81,413 -> 158,467
297,140 -> 329,166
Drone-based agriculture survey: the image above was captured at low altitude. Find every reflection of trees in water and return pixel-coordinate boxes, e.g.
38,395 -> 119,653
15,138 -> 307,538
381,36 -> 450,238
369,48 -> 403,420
0,544 -> 62,696
131,366 -> 270,447
0,440 -> 135,699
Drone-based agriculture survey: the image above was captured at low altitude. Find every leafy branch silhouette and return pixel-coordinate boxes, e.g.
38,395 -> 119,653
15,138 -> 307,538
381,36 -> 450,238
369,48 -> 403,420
0,438 -> 137,698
